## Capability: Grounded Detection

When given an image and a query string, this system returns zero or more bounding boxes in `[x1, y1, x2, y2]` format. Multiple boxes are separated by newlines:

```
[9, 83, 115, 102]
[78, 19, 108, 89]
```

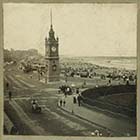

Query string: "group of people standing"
[73, 94, 83, 106]
[58, 85, 72, 96]
[58, 95, 66, 107]
[58, 86, 83, 108]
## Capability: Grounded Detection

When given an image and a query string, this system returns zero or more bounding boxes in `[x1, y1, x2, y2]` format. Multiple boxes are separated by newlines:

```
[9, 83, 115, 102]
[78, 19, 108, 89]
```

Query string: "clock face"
[51, 46, 56, 52]
[52, 64, 57, 71]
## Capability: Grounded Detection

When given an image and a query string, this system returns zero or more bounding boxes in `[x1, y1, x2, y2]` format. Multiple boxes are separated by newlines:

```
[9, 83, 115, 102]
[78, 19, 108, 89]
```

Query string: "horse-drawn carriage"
[31, 99, 42, 113]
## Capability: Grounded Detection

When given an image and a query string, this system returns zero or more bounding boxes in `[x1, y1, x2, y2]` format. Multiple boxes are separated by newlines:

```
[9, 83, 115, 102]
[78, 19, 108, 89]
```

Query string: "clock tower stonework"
[45, 24, 60, 83]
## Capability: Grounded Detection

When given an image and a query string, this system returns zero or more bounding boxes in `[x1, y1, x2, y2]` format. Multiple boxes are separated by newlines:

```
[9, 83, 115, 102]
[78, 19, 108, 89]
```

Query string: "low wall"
[81, 85, 136, 117]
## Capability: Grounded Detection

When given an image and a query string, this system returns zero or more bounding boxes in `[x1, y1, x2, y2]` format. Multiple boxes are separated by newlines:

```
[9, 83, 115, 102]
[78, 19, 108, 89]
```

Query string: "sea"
[83, 56, 136, 70]
[61, 55, 136, 71]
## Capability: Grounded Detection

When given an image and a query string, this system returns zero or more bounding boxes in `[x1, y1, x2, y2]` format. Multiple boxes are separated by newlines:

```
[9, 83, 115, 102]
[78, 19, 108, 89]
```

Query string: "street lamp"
[37, 65, 41, 81]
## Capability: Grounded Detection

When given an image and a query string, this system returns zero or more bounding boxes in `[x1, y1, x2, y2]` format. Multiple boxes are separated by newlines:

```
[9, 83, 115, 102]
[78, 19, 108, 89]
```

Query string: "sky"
[3, 3, 137, 57]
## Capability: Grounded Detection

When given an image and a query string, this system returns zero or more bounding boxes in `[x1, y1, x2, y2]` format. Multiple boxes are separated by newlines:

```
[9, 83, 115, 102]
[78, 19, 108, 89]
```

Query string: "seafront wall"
[81, 85, 136, 117]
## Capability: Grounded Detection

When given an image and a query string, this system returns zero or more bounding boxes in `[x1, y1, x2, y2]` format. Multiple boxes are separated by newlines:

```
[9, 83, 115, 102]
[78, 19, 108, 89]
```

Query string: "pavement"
[59, 93, 136, 136]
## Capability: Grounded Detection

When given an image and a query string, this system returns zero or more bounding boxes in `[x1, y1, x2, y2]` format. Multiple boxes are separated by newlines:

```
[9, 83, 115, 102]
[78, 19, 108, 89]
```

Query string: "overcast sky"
[3, 3, 137, 57]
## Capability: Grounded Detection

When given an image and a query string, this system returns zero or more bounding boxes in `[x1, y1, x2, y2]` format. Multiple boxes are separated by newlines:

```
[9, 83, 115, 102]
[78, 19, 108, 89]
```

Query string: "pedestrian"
[60, 99, 63, 107]
[30, 75, 32, 79]
[63, 100, 66, 107]
[94, 129, 99, 136]
[76, 88, 79, 94]
[6, 82, 9, 89]
[31, 99, 38, 110]
[77, 95, 82, 106]
[73, 95, 77, 104]
[123, 75, 126, 82]
[66, 87, 70, 94]
[126, 78, 129, 85]
[8, 91, 12, 100]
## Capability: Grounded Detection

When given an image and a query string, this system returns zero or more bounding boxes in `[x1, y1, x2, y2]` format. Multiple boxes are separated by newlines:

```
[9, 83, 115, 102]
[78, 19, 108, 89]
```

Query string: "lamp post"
[38, 65, 41, 81]
[65, 72, 68, 83]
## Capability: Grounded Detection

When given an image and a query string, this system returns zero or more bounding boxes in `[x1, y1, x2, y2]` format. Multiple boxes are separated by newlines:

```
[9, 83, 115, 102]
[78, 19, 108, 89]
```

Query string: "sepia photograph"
[3, 3, 137, 137]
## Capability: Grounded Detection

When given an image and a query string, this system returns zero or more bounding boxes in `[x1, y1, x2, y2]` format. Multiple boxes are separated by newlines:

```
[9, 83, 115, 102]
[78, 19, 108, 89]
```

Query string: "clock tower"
[45, 13, 60, 83]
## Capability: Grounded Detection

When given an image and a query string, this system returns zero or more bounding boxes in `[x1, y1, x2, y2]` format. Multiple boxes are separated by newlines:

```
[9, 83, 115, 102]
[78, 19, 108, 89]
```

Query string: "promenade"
[59, 93, 136, 137]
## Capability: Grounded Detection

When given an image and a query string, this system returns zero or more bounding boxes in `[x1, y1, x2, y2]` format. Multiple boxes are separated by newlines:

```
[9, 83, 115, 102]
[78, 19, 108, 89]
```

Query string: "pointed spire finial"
[50, 9, 52, 27]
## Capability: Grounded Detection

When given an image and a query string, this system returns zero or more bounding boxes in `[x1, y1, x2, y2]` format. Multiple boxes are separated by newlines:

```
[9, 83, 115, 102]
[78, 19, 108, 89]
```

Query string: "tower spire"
[49, 9, 55, 38]
[50, 9, 52, 27]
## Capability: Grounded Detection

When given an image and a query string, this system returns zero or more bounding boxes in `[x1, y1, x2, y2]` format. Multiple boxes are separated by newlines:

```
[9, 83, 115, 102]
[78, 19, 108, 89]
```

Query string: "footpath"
[58, 93, 136, 137]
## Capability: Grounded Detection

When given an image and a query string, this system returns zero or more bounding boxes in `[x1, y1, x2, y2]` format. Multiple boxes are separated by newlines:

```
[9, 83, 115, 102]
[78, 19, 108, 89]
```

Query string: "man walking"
[76, 88, 79, 94]
[63, 100, 66, 107]
[6, 82, 9, 89]
[73, 95, 77, 104]
[60, 99, 63, 107]
[77, 94, 82, 106]
[8, 91, 12, 100]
